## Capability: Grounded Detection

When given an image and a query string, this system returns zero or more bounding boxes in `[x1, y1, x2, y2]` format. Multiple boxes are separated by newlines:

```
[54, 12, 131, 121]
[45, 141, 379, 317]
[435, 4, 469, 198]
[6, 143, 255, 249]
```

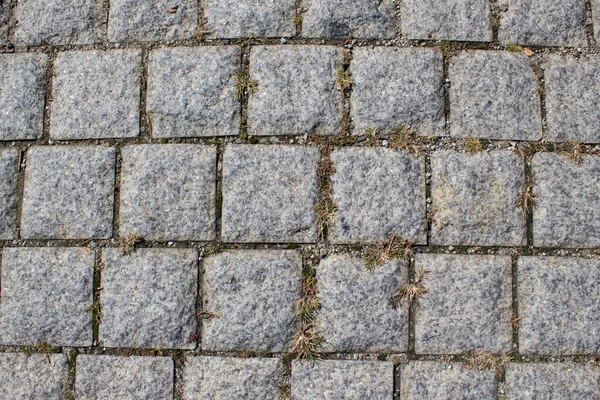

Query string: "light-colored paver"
[0, 149, 19, 240]
[0, 353, 68, 400]
[594, 0, 600, 43]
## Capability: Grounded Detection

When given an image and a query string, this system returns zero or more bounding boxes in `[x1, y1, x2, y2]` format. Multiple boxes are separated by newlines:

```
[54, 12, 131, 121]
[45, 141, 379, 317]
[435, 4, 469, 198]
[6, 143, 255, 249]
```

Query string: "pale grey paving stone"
[330, 147, 426, 244]
[120, 144, 217, 241]
[247, 46, 343, 137]
[147, 46, 240, 138]
[21, 146, 115, 239]
[594, 0, 600, 43]
[51, 50, 141, 140]
[449, 51, 542, 141]
[0, 247, 94, 347]
[350, 47, 444, 136]
[0, 149, 18, 239]
[100, 248, 197, 349]
[431, 150, 526, 246]
[0, 353, 68, 399]
[202, 250, 301, 352]
[291, 360, 394, 400]
[0, 53, 47, 141]
[76, 355, 173, 399]
[414, 254, 513, 354]
[532, 153, 600, 248]
[222, 145, 319, 243]
[0, 2, 7, 45]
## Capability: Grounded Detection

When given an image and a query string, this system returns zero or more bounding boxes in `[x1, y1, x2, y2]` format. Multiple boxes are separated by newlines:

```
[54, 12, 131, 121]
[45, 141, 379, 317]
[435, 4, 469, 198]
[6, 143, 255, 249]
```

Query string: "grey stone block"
[21, 146, 115, 240]
[330, 147, 426, 244]
[431, 150, 526, 247]
[51, 50, 141, 140]
[414, 254, 513, 354]
[0, 149, 19, 240]
[247, 46, 343, 136]
[100, 248, 197, 349]
[0, 53, 47, 141]
[0, 247, 94, 347]
[222, 145, 319, 243]
[120, 144, 217, 241]
[449, 51, 542, 141]
[532, 153, 600, 248]
[517, 256, 600, 355]
[350, 47, 444, 136]
[594, 0, 600, 43]
[0, 2, 7, 44]
[202, 250, 301, 352]
[0, 353, 68, 399]
[147, 46, 240, 138]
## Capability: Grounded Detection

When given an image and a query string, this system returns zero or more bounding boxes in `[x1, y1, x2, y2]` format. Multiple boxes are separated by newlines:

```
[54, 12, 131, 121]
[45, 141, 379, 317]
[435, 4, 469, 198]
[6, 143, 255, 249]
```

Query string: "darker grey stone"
[0, 149, 18, 240]
[594, 0, 600, 43]
[0, 2, 7, 45]
[0, 353, 68, 399]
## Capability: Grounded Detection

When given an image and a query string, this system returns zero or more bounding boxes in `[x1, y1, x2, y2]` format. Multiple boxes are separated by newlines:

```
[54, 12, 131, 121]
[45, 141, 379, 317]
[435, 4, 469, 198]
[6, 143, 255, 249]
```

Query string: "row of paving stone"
[3, 47, 600, 143]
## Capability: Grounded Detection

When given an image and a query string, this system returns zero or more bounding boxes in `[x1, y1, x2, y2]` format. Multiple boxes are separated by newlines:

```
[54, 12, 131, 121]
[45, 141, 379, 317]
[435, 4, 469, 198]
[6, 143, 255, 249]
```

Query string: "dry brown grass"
[463, 350, 512, 378]
[336, 65, 353, 90]
[235, 70, 259, 100]
[364, 236, 414, 269]
[291, 323, 325, 361]
[516, 176, 537, 216]
[278, 382, 291, 400]
[120, 234, 142, 256]
[560, 139, 584, 164]
[389, 125, 431, 156]
[390, 267, 427, 307]
[313, 198, 338, 241]
[511, 315, 525, 327]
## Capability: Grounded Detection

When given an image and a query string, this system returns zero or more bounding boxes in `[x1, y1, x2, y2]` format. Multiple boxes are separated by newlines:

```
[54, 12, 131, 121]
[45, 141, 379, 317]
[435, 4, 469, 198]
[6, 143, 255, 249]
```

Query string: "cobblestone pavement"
[1, 0, 600, 399]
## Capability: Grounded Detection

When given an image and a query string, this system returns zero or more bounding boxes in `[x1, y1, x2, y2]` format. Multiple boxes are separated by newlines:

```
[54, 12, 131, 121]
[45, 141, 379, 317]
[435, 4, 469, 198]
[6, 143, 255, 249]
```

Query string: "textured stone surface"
[350, 47, 444, 136]
[0, 53, 47, 141]
[0, 247, 94, 347]
[51, 50, 141, 140]
[222, 145, 319, 243]
[594, 0, 600, 43]
[0, 353, 68, 399]
[247, 46, 343, 136]
[449, 51, 542, 141]
[100, 248, 197, 349]
[0, 2, 7, 44]
[414, 254, 513, 354]
[147, 46, 240, 138]
[120, 144, 217, 241]
[21, 146, 115, 240]
[532, 153, 600, 248]
[202, 250, 301, 352]
[0, 149, 19, 240]
[291, 360, 394, 399]
[431, 150, 526, 246]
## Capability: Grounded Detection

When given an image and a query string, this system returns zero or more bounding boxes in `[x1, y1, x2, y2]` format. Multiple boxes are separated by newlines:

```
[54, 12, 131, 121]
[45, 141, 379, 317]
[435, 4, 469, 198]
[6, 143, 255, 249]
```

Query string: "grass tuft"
[335, 65, 353, 90]
[120, 234, 142, 256]
[505, 43, 522, 52]
[364, 235, 414, 269]
[390, 267, 427, 308]
[278, 382, 291, 400]
[516, 175, 537, 216]
[389, 125, 429, 156]
[291, 323, 325, 361]
[235, 70, 259, 100]
[22, 342, 59, 355]
[313, 198, 337, 241]
[462, 350, 512, 378]
[560, 139, 584, 164]
[465, 138, 484, 153]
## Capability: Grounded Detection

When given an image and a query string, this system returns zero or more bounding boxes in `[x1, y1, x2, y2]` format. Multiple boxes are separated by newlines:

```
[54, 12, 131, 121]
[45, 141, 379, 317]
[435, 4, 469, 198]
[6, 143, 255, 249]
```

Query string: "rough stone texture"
[0, 353, 68, 399]
[204, 0, 296, 38]
[532, 153, 600, 248]
[147, 46, 240, 138]
[291, 360, 394, 399]
[51, 50, 141, 140]
[517, 256, 600, 355]
[0, 247, 94, 347]
[21, 146, 115, 240]
[100, 248, 197, 349]
[414, 254, 513, 354]
[330, 147, 426, 244]
[222, 145, 319, 243]
[302, 0, 396, 39]
[0, 53, 47, 141]
[76, 355, 173, 399]
[108, 0, 197, 42]
[449, 51, 542, 141]
[0, 2, 7, 44]
[183, 357, 283, 399]
[247, 46, 343, 136]
[316, 255, 409, 353]
[350, 47, 444, 136]
[594, 0, 600, 43]
[0, 149, 18, 240]
[431, 150, 526, 246]
[202, 250, 301, 352]
[498, 0, 587, 47]
[120, 144, 217, 241]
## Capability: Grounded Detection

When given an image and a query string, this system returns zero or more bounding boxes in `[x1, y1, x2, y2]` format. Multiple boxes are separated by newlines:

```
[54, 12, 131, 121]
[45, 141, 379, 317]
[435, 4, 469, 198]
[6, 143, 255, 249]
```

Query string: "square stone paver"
[247, 46, 343, 136]
[0, 247, 94, 347]
[532, 153, 600, 248]
[350, 47, 444, 136]
[202, 250, 301, 352]
[414, 254, 513, 354]
[76, 355, 173, 399]
[120, 144, 217, 241]
[147, 46, 240, 138]
[316, 255, 409, 353]
[0, 53, 47, 141]
[330, 147, 426, 244]
[0, 353, 68, 399]
[100, 248, 197, 349]
[517, 256, 600, 355]
[431, 150, 526, 247]
[449, 51, 542, 141]
[0, 149, 19, 240]
[291, 360, 394, 400]
[51, 50, 141, 140]
[21, 146, 115, 240]
[222, 145, 319, 243]
[183, 357, 283, 399]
